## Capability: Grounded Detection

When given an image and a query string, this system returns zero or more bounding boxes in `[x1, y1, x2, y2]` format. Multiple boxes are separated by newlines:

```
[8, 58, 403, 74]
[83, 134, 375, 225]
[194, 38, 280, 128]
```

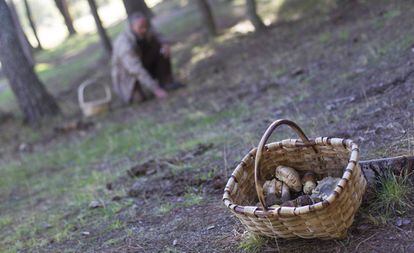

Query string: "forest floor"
[1, 0, 414, 252]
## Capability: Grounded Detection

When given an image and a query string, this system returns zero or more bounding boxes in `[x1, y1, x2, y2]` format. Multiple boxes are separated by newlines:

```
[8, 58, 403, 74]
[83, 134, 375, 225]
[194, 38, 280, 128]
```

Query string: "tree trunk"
[360, 156, 414, 185]
[54, 0, 76, 36]
[23, 0, 42, 50]
[195, 0, 217, 38]
[87, 0, 112, 56]
[245, 0, 266, 31]
[122, 0, 153, 19]
[0, 0, 60, 124]
[7, 0, 34, 66]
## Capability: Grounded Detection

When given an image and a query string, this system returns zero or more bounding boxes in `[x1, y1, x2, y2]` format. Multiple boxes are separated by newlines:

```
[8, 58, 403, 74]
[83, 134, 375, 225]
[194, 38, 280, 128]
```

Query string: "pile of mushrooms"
[259, 165, 341, 208]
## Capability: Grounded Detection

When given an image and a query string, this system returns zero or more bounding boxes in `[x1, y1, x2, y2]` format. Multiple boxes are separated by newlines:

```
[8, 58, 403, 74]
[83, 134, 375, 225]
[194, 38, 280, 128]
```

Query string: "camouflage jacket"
[111, 25, 160, 103]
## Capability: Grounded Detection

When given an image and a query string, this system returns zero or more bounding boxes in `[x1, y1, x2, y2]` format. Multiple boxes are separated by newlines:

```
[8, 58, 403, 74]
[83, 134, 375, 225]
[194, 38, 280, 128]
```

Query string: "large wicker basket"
[223, 119, 367, 239]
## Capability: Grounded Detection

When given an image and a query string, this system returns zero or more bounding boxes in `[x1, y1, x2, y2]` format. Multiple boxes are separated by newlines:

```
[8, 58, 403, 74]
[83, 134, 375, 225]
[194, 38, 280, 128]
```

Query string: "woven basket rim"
[223, 137, 359, 218]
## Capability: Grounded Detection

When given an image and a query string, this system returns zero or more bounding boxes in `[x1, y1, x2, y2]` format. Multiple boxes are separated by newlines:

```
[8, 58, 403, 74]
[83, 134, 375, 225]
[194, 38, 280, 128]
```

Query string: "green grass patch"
[109, 219, 124, 230]
[338, 29, 350, 40]
[0, 101, 247, 251]
[365, 171, 413, 225]
[158, 202, 174, 214]
[383, 9, 401, 20]
[0, 103, 246, 193]
[0, 215, 12, 228]
[196, 168, 218, 182]
[372, 171, 413, 216]
[36, 22, 123, 64]
[238, 233, 267, 253]
[319, 32, 331, 44]
[38, 49, 102, 92]
[182, 191, 203, 207]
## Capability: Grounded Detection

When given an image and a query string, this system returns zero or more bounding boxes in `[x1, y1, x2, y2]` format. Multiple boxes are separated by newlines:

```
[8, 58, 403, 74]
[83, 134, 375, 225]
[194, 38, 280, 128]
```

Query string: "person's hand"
[160, 44, 171, 58]
[154, 87, 168, 99]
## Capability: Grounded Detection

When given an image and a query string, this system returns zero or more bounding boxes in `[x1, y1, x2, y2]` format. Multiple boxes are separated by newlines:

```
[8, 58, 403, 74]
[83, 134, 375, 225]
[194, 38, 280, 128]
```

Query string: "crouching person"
[111, 12, 182, 104]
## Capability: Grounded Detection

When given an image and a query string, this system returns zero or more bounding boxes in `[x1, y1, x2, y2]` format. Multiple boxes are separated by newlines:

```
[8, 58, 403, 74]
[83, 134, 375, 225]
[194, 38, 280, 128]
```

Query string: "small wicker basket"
[78, 79, 112, 117]
[223, 119, 367, 239]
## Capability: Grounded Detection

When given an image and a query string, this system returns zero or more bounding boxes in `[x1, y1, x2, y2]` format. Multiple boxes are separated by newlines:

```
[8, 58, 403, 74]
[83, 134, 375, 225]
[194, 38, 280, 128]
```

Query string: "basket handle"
[254, 119, 316, 210]
[78, 79, 93, 107]
[78, 78, 112, 106]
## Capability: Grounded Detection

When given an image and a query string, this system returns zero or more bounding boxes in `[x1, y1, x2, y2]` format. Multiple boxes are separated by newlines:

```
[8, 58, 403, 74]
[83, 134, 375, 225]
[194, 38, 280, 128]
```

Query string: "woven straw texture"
[223, 120, 367, 239]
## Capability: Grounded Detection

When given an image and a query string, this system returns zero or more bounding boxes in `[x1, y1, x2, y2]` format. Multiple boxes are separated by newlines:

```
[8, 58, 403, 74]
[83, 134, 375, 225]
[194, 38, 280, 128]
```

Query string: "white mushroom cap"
[263, 178, 283, 195]
[302, 171, 317, 195]
[303, 181, 317, 195]
[275, 165, 302, 192]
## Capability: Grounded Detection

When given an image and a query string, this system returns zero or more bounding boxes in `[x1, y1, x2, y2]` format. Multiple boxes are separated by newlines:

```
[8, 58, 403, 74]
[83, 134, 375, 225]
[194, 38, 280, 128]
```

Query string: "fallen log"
[359, 155, 414, 184]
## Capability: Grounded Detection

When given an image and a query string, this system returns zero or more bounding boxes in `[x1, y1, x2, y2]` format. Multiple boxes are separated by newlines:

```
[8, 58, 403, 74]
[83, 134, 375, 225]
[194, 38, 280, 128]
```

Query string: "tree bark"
[23, 0, 42, 50]
[245, 0, 266, 32]
[7, 0, 34, 66]
[54, 0, 76, 36]
[195, 0, 217, 38]
[122, 0, 153, 20]
[0, 0, 60, 124]
[87, 0, 112, 56]
[360, 156, 414, 184]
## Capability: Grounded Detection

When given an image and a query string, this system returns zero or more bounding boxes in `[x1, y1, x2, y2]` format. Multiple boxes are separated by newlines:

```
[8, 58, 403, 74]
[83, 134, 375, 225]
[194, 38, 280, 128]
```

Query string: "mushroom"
[311, 177, 341, 200]
[275, 166, 302, 192]
[269, 204, 280, 209]
[263, 179, 283, 206]
[302, 171, 317, 195]
[280, 182, 291, 203]
[263, 179, 283, 195]
[281, 195, 320, 207]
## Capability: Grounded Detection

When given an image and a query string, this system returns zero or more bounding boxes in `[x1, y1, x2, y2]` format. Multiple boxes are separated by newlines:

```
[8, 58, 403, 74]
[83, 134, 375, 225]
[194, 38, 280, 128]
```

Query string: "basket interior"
[231, 141, 351, 206]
